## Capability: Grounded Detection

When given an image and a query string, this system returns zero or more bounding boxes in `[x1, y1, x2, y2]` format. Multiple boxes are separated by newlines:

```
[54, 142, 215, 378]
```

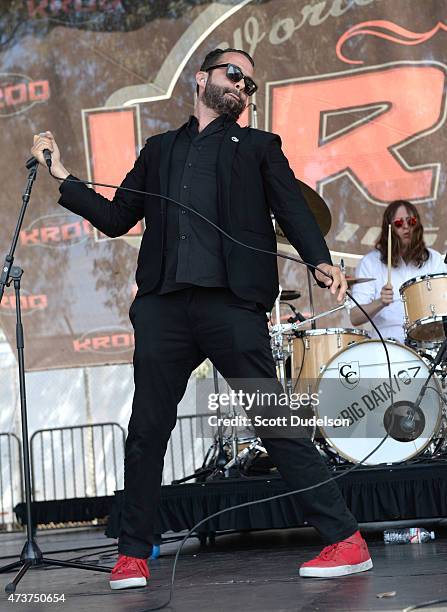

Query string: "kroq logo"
[0, 292, 48, 316]
[0, 74, 50, 117]
[20, 212, 94, 248]
[27, 0, 124, 19]
[73, 327, 134, 354]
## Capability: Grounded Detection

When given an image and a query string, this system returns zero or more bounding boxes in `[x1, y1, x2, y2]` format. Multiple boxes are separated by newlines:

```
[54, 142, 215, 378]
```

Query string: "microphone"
[43, 149, 52, 168]
[400, 410, 416, 434]
[286, 304, 306, 323]
[248, 102, 258, 129]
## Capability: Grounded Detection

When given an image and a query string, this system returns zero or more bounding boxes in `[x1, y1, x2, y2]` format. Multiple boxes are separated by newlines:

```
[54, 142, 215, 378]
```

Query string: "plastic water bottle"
[383, 527, 435, 544]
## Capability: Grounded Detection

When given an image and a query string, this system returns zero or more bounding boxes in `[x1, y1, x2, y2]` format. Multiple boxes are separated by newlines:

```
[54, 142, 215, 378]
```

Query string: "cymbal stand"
[271, 286, 288, 392]
[306, 268, 316, 330]
[270, 300, 348, 339]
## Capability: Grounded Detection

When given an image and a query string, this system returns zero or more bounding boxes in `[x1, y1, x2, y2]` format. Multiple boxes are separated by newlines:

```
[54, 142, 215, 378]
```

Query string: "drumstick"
[387, 223, 392, 287]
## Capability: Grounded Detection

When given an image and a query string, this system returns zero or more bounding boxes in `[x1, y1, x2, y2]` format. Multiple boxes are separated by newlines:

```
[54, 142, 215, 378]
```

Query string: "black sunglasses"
[205, 63, 258, 96]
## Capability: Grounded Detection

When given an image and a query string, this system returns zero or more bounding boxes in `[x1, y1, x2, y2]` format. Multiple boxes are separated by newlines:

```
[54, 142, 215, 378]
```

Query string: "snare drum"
[400, 273, 447, 344]
[315, 339, 442, 464]
[292, 328, 369, 389]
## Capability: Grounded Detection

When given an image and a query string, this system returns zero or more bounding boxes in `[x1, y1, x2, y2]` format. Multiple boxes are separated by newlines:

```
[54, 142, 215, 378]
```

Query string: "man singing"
[31, 48, 372, 588]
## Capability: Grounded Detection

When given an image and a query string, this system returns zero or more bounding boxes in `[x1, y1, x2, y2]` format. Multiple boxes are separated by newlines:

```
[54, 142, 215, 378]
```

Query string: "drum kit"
[192, 184, 447, 483]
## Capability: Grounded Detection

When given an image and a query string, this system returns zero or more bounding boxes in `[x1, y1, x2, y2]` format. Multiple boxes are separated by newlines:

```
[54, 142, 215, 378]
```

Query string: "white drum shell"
[315, 340, 441, 465]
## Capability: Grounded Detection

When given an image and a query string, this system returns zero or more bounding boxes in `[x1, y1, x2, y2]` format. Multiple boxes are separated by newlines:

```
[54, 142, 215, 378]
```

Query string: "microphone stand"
[401, 331, 447, 435]
[0, 158, 110, 593]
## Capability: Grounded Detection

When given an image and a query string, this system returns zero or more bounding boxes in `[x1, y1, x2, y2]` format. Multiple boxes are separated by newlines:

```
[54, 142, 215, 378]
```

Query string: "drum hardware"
[283, 302, 307, 327]
[273, 182, 332, 333]
[272, 285, 288, 391]
[222, 438, 268, 474]
[307, 268, 317, 330]
[270, 300, 353, 442]
[270, 299, 350, 338]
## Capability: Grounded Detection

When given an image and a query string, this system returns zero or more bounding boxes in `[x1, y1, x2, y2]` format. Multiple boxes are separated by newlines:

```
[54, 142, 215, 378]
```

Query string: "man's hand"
[314, 263, 347, 303]
[31, 131, 69, 179]
[379, 284, 394, 306]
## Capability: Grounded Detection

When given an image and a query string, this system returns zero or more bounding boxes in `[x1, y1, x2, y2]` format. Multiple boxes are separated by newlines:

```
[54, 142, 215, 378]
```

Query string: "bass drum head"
[315, 340, 441, 465]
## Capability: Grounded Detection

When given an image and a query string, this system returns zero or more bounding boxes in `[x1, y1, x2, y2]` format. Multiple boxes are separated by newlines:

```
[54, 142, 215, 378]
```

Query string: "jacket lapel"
[159, 126, 183, 198]
[217, 122, 249, 239]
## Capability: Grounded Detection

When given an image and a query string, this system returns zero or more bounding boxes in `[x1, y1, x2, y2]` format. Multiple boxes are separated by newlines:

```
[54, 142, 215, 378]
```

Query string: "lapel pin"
[231, 136, 239, 142]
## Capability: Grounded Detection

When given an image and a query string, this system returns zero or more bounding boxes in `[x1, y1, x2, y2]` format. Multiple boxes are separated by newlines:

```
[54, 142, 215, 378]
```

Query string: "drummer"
[350, 200, 447, 342]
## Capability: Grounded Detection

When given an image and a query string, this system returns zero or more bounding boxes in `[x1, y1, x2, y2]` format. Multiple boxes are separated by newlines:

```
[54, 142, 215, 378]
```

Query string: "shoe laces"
[318, 540, 354, 561]
[115, 555, 143, 574]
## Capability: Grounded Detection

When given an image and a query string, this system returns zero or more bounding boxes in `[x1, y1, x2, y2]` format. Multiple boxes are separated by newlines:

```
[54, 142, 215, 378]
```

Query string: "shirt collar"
[187, 113, 236, 134]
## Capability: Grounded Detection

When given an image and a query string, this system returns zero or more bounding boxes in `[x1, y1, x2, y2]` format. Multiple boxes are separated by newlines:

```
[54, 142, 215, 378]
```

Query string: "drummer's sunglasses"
[392, 216, 418, 228]
[205, 63, 258, 96]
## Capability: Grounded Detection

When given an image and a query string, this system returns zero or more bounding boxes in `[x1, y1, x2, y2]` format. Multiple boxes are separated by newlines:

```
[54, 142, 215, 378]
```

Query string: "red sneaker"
[109, 554, 150, 590]
[299, 530, 373, 578]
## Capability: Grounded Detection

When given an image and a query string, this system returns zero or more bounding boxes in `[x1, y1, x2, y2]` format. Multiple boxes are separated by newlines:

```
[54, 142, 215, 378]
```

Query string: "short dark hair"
[196, 48, 255, 94]
[200, 48, 255, 71]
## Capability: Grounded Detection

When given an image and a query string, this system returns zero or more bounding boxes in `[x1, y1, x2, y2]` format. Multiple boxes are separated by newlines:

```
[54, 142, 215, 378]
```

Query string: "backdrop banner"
[0, 0, 445, 370]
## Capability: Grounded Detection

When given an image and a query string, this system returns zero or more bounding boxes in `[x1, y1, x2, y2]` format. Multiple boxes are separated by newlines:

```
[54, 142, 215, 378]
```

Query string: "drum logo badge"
[338, 361, 360, 389]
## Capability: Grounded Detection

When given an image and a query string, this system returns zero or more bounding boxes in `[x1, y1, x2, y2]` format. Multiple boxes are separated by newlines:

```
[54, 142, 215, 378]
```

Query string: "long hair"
[375, 200, 429, 267]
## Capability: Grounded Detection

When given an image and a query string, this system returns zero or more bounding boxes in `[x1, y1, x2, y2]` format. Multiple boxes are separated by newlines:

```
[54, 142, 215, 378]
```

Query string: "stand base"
[0, 538, 110, 593]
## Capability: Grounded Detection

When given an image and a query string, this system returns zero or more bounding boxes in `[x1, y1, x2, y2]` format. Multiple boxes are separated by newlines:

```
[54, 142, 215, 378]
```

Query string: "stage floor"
[1, 526, 447, 612]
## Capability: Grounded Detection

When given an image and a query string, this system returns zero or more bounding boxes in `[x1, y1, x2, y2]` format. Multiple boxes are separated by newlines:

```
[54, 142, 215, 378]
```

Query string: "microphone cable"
[45, 168, 396, 611]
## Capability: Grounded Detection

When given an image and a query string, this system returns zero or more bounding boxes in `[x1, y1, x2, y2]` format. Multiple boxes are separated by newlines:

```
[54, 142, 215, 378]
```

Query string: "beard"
[202, 81, 245, 120]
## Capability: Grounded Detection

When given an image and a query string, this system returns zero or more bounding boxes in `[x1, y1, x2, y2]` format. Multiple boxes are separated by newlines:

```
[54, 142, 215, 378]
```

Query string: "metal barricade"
[163, 413, 214, 484]
[0, 433, 23, 529]
[30, 423, 125, 501]
[29, 416, 224, 494]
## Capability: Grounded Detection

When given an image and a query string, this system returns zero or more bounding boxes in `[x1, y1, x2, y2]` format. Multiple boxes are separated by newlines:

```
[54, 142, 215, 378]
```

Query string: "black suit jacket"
[58, 121, 332, 310]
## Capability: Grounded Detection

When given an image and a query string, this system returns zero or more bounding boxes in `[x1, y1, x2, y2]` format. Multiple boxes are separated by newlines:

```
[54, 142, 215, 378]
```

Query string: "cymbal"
[274, 180, 332, 243]
[280, 289, 301, 301]
[346, 276, 375, 286]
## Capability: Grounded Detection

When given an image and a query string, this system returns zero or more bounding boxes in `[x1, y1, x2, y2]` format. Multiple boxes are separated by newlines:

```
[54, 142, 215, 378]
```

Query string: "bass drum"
[315, 340, 442, 465]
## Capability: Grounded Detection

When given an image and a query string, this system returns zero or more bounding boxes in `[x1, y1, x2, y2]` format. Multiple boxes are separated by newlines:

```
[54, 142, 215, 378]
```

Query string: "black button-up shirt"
[157, 114, 233, 294]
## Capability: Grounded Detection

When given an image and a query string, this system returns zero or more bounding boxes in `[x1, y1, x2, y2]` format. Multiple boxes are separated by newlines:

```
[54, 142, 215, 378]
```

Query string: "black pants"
[118, 287, 358, 558]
